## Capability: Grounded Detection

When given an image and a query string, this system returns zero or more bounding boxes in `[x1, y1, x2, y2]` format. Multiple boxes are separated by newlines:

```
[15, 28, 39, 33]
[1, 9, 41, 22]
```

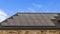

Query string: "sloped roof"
[1, 13, 60, 27]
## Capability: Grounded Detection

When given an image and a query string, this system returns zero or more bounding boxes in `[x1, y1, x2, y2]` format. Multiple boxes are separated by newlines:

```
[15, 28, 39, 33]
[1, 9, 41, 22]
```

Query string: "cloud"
[32, 3, 43, 8]
[27, 8, 36, 12]
[18, 3, 43, 13]
[18, 8, 37, 13]
[18, 9, 25, 12]
[0, 10, 8, 22]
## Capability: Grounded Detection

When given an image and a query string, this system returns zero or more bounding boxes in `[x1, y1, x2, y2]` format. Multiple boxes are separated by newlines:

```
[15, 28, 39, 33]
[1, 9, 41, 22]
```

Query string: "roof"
[0, 13, 60, 29]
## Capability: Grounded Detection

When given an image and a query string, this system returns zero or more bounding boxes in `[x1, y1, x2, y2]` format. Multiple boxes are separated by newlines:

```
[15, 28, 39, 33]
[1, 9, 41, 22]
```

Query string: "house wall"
[0, 30, 60, 34]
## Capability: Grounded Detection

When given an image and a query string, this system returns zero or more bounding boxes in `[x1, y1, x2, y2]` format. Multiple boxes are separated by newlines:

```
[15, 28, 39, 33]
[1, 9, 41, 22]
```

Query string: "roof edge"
[0, 26, 60, 30]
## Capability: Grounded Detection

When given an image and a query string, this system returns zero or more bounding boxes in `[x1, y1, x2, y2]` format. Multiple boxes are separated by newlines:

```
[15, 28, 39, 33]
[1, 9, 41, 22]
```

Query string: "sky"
[0, 0, 60, 22]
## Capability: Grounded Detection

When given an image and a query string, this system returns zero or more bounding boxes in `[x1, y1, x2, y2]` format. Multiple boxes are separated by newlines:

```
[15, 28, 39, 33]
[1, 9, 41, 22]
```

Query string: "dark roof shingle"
[1, 13, 59, 27]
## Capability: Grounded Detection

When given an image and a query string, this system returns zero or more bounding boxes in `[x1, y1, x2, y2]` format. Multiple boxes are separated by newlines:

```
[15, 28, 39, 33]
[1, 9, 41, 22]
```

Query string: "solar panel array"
[1, 13, 58, 26]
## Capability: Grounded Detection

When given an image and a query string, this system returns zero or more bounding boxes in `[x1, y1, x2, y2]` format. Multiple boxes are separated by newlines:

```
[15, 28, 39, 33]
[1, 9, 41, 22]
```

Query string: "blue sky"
[0, 0, 60, 22]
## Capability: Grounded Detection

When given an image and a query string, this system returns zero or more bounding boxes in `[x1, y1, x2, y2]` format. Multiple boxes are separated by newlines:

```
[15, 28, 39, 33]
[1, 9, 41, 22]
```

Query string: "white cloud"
[18, 8, 37, 13]
[0, 10, 8, 23]
[32, 3, 43, 8]
[27, 8, 36, 12]
[18, 9, 25, 12]
[20, 11, 25, 12]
